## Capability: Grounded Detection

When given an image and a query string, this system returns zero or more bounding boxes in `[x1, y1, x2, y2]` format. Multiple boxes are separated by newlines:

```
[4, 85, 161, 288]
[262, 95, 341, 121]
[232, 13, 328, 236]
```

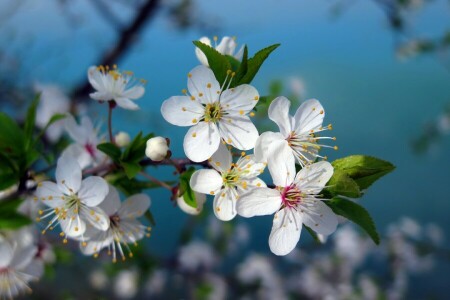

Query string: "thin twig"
[139, 171, 172, 191]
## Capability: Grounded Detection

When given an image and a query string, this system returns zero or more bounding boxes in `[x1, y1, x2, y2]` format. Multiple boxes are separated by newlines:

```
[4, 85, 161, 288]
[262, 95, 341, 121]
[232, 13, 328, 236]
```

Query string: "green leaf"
[97, 143, 121, 161]
[327, 197, 380, 244]
[121, 161, 142, 179]
[122, 132, 153, 163]
[325, 170, 361, 198]
[304, 225, 321, 243]
[238, 44, 280, 85]
[0, 113, 25, 154]
[24, 94, 41, 148]
[234, 46, 248, 84]
[144, 210, 156, 227]
[193, 40, 231, 86]
[332, 155, 395, 190]
[179, 167, 197, 208]
[0, 171, 19, 191]
[0, 213, 32, 229]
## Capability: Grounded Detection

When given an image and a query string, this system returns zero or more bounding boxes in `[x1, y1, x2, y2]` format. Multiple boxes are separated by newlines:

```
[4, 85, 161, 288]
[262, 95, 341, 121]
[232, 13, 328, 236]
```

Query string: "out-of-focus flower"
[34, 83, 70, 142]
[81, 185, 151, 262]
[398, 217, 422, 239]
[88, 65, 145, 110]
[114, 269, 139, 299]
[35, 155, 109, 239]
[178, 241, 217, 272]
[145, 136, 169, 162]
[195, 36, 244, 67]
[144, 269, 167, 296]
[115, 131, 131, 147]
[425, 223, 444, 246]
[89, 269, 109, 290]
[177, 191, 206, 215]
[190, 143, 266, 221]
[254, 97, 335, 167]
[161, 65, 259, 162]
[237, 145, 337, 256]
[334, 225, 370, 267]
[289, 77, 306, 98]
[203, 273, 228, 300]
[61, 115, 106, 169]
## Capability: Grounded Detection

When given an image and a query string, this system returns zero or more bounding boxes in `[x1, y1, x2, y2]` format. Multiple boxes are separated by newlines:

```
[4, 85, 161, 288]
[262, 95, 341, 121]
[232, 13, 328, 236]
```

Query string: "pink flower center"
[85, 143, 96, 157]
[281, 184, 302, 208]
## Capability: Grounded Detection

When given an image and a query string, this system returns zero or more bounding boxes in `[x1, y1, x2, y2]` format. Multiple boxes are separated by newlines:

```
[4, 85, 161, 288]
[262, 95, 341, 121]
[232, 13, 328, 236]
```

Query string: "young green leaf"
[179, 167, 197, 208]
[327, 197, 380, 244]
[332, 155, 395, 190]
[24, 94, 41, 148]
[193, 40, 231, 86]
[0, 113, 26, 154]
[237, 44, 280, 85]
[325, 169, 361, 198]
[0, 213, 32, 229]
[234, 45, 248, 84]
[97, 142, 122, 162]
[121, 161, 142, 179]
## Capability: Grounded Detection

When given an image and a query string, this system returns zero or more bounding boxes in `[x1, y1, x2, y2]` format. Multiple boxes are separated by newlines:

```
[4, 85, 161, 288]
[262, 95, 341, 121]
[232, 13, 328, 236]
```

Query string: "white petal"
[195, 37, 211, 67]
[300, 201, 337, 236]
[269, 208, 302, 256]
[61, 144, 92, 170]
[213, 188, 237, 221]
[60, 217, 86, 238]
[267, 139, 295, 187]
[220, 84, 258, 113]
[81, 232, 112, 255]
[177, 192, 206, 216]
[35, 182, 65, 208]
[216, 36, 236, 55]
[189, 169, 222, 195]
[161, 96, 204, 126]
[295, 161, 334, 194]
[10, 245, 37, 270]
[120, 219, 146, 243]
[56, 155, 82, 194]
[100, 185, 121, 216]
[0, 242, 13, 268]
[90, 91, 111, 101]
[209, 142, 232, 172]
[234, 45, 245, 61]
[235, 154, 266, 179]
[123, 85, 145, 99]
[115, 97, 139, 110]
[184, 122, 220, 162]
[118, 194, 151, 218]
[293, 99, 325, 135]
[237, 187, 282, 217]
[218, 115, 258, 150]
[78, 176, 109, 207]
[254, 131, 285, 163]
[88, 66, 105, 92]
[187, 65, 220, 104]
[64, 114, 87, 145]
[81, 206, 110, 231]
[23, 260, 44, 278]
[268, 96, 293, 137]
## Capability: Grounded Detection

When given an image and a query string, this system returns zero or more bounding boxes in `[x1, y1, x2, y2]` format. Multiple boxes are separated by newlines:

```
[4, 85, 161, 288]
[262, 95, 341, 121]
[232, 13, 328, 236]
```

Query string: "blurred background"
[0, 0, 449, 299]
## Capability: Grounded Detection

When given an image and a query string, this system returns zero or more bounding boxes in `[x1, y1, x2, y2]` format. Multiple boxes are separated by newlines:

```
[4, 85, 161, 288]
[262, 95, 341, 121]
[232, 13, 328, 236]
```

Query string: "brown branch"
[70, 0, 161, 103]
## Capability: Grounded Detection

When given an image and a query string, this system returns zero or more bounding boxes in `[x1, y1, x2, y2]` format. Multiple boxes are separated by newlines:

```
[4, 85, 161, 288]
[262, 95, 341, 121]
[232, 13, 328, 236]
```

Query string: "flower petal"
[56, 155, 82, 194]
[100, 185, 121, 216]
[123, 85, 145, 99]
[9, 245, 37, 270]
[269, 208, 302, 256]
[237, 187, 282, 217]
[0, 241, 13, 268]
[195, 37, 212, 66]
[293, 99, 325, 135]
[61, 144, 92, 170]
[213, 188, 237, 221]
[177, 192, 206, 216]
[78, 176, 109, 207]
[81, 206, 110, 231]
[267, 139, 295, 187]
[220, 84, 259, 113]
[209, 142, 232, 172]
[161, 96, 204, 127]
[218, 115, 258, 150]
[184, 122, 220, 162]
[64, 115, 87, 145]
[268, 96, 293, 137]
[216, 36, 236, 55]
[295, 161, 334, 194]
[254, 131, 285, 163]
[35, 182, 65, 208]
[88, 66, 105, 92]
[60, 217, 86, 238]
[118, 194, 151, 219]
[115, 97, 139, 110]
[235, 154, 266, 179]
[187, 65, 220, 104]
[189, 169, 223, 195]
[81, 231, 112, 255]
[120, 219, 146, 243]
[300, 200, 337, 236]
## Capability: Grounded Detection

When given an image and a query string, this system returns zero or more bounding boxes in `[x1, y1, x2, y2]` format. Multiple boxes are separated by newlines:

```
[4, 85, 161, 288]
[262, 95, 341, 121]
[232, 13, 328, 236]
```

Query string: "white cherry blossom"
[255, 97, 336, 167]
[88, 65, 145, 110]
[80, 186, 151, 262]
[161, 65, 260, 162]
[177, 191, 206, 216]
[195, 36, 244, 67]
[35, 155, 109, 240]
[237, 142, 338, 255]
[190, 143, 266, 221]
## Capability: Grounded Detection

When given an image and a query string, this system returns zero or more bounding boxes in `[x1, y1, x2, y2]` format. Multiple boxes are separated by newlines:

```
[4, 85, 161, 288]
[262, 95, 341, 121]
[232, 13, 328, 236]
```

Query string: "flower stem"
[108, 102, 115, 144]
[139, 172, 173, 191]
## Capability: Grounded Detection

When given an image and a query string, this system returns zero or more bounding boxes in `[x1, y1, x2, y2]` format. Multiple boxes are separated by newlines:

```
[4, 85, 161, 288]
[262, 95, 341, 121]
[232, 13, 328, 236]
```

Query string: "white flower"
[161, 65, 260, 162]
[80, 185, 151, 262]
[145, 136, 169, 162]
[114, 270, 139, 299]
[255, 97, 336, 167]
[61, 115, 106, 169]
[190, 143, 266, 221]
[237, 142, 337, 255]
[115, 131, 131, 147]
[35, 155, 109, 239]
[177, 191, 206, 215]
[34, 83, 70, 142]
[88, 65, 145, 110]
[0, 228, 44, 299]
[195, 36, 244, 67]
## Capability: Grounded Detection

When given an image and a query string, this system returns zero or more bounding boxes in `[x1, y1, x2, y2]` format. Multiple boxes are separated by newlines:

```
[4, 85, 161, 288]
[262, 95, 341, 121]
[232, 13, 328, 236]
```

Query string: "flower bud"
[145, 137, 169, 161]
[115, 131, 131, 147]
[177, 192, 206, 215]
